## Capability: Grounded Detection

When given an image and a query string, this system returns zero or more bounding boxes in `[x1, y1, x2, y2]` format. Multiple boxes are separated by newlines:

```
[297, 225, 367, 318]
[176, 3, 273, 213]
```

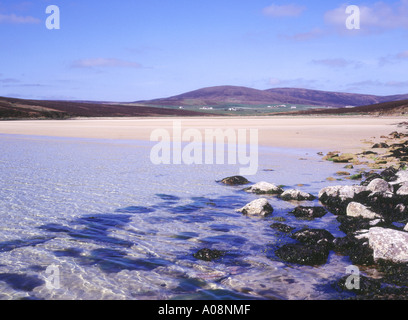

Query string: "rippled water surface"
[0, 134, 360, 300]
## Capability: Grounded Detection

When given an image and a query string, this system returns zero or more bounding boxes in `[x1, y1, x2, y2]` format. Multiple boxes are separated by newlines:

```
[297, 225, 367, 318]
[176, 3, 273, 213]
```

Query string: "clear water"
[0, 134, 360, 300]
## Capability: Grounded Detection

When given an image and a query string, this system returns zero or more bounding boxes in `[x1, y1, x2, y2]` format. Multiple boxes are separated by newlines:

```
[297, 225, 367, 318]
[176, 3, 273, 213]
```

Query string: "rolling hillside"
[136, 85, 408, 108]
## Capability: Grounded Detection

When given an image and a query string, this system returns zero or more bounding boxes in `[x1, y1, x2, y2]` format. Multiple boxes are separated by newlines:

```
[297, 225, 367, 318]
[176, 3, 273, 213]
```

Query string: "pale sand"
[0, 116, 404, 152]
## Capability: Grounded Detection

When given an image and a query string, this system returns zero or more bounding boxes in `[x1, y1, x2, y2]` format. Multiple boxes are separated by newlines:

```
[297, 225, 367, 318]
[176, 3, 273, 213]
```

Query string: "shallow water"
[0, 134, 361, 300]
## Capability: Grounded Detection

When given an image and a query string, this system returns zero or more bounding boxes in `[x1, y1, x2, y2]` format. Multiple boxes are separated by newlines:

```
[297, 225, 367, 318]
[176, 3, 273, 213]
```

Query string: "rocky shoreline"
[196, 124, 408, 300]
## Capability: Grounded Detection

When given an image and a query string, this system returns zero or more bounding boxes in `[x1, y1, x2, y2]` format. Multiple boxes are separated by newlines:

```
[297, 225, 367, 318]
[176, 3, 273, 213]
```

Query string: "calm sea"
[0, 133, 358, 300]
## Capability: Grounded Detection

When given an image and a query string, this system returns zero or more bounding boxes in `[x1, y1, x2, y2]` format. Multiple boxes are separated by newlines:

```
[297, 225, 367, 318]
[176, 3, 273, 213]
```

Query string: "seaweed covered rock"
[289, 206, 327, 220]
[291, 228, 334, 250]
[372, 143, 389, 149]
[275, 243, 330, 266]
[193, 248, 225, 261]
[270, 222, 295, 234]
[336, 215, 383, 235]
[318, 185, 369, 215]
[330, 153, 356, 163]
[333, 234, 374, 265]
[219, 176, 250, 185]
[333, 274, 381, 295]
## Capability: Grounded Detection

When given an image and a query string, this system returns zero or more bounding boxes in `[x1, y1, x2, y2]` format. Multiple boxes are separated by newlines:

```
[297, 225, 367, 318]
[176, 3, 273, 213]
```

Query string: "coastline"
[0, 116, 403, 153]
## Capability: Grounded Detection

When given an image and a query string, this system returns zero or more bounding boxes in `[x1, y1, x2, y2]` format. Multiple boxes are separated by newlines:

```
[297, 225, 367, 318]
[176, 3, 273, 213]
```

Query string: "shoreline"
[0, 116, 404, 153]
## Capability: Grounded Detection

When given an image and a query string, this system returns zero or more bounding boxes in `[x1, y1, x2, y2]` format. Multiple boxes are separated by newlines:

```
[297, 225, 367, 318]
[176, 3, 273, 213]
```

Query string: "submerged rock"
[289, 206, 327, 220]
[236, 198, 273, 217]
[244, 181, 283, 195]
[280, 189, 315, 201]
[275, 243, 330, 266]
[193, 248, 225, 261]
[270, 222, 295, 234]
[333, 234, 374, 265]
[333, 274, 382, 295]
[219, 176, 250, 186]
[291, 228, 334, 249]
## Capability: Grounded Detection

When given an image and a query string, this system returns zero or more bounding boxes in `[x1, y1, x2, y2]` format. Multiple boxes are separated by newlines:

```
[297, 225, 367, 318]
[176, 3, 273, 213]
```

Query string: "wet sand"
[0, 116, 403, 152]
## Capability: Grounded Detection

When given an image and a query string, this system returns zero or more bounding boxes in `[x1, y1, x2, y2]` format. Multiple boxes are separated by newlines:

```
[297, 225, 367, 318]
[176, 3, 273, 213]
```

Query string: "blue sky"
[1, 0, 408, 101]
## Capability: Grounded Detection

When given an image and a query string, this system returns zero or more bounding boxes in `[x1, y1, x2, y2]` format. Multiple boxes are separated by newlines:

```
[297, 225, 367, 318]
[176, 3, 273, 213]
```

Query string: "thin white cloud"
[262, 4, 306, 17]
[346, 79, 408, 91]
[0, 13, 40, 24]
[267, 77, 318, 89]
[379, 50, 408, 65]
[397, 51, 408, 59]
[280, 28, 325, 41]
[312, 58, 362, 68]
[0, 78, 20, 84]
[71, 58, 142, 69]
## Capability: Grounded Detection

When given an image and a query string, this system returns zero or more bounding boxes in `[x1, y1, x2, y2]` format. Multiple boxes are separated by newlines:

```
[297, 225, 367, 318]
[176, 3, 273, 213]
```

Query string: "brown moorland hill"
[0, 96, 217, 120]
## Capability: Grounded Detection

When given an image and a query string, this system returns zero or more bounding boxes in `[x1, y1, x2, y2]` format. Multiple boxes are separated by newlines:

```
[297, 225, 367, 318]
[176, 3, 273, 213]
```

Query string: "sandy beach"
[0, 116, 403, 152]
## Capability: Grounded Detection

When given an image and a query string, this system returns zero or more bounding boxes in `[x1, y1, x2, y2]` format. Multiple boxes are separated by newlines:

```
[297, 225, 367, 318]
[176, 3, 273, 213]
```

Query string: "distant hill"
[136, 85, 408, 108]
[0, 96, 215, 120]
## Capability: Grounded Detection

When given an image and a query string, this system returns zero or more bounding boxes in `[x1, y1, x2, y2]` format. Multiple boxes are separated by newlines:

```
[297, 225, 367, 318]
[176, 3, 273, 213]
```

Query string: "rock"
[336, 216, 379, 235]
[244, 181, 283, 195]
[318, 185, 369, 215]
[362, 227, 408, 263]
[361, 150, 378, 155]
[291, 228, 334, 250]
[219, 176, 249, 185]
[366, 178, 394, 195]
[275, 243, 330, 266]
[332, 153, 356, 163]
[334, 274, 381, 295]
[193, 248, 224, 261]
[236, 198, 273, 217]
[333, 234, 374, 265]
[393, 170, 408, 184]
[395, 203, 407, 215]
[349, 173, 363, 180]
[319, 185, 368, 201]
[389, 131, 406, 139]
[270, 222, 295, 234]
[289, 206, 327, 220]
[280, 189, 315, 201]
[346, 202, 382, 220]
[396, 182, 408, 196]
[336, 171, 351, 176]
[361, 173, 383, 186]
[372, 143, 389, 148]
[323, 151, 340, 161]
